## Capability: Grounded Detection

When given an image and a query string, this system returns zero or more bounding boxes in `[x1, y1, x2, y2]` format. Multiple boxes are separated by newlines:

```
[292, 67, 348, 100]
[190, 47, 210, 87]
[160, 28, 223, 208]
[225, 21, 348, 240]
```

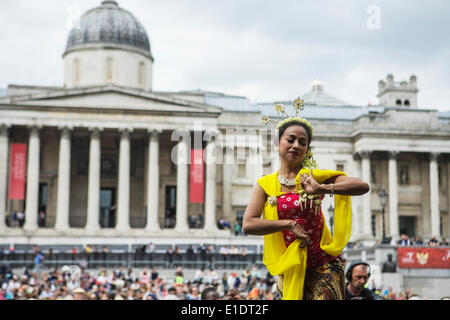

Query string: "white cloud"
[0, 0, 449, 110]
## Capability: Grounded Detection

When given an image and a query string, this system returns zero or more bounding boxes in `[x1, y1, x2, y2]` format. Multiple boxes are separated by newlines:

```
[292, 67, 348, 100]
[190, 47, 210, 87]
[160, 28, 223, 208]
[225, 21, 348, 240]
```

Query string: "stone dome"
[64, 1, 152, 59]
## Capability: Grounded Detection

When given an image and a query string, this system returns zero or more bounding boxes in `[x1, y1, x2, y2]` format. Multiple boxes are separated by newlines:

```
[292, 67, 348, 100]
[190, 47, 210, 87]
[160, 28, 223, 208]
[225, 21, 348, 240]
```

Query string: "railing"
[0, 252, 263, 270]
[342, 246, 377, 264]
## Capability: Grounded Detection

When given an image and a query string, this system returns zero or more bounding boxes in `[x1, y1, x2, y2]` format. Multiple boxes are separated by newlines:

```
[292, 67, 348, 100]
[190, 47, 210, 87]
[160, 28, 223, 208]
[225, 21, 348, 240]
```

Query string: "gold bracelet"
[330, 183, 335, 196]
[289, 221, 297, 232]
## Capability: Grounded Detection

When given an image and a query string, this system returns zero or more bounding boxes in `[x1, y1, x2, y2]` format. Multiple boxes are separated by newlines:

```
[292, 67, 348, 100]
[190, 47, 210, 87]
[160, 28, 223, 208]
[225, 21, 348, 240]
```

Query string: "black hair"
[278, 120, 312, 147]
[201, 286, 219, 300]
[168, 286, 176, 293]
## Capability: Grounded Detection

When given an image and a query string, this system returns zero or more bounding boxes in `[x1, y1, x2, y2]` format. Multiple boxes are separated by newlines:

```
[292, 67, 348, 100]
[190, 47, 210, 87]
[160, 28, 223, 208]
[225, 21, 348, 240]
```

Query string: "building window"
[371, 214, 376, 237]
[236, 209, 245, 225]
[106, 57, 114, 82]
[404, 100, 410, 106]
[400, 165, 409, 185]
[138, 62, 145, 86]
[370, 164, 376, 184]
[238, 164, 246, 177]
[38, 183, 48, 215]
[73, 59, 80, 84]
[438, 165, 443, 186]
[395, 99, 402, 106]
[336, 164, 344, 172]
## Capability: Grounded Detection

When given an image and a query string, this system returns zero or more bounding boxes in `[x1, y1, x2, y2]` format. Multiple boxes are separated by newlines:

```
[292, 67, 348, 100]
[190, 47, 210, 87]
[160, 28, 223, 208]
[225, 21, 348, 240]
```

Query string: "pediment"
[7, 86, 222, 114]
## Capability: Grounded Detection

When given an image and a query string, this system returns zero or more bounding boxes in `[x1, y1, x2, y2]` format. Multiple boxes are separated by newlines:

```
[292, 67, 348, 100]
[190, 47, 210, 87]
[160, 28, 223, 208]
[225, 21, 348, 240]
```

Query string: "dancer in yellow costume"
[243, 100, 370, 300]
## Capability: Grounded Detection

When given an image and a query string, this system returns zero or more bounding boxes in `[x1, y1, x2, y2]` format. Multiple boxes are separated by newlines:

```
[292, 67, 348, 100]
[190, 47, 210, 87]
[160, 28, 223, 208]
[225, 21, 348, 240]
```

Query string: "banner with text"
[398, 247, 450, 269]
[189, 149, 204, 203]
[8, 143, 27, 200]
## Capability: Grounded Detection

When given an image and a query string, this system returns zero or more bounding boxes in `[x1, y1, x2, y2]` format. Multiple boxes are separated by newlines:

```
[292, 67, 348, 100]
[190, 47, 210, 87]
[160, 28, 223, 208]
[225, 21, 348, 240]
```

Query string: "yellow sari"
[257, 169, 352, 300]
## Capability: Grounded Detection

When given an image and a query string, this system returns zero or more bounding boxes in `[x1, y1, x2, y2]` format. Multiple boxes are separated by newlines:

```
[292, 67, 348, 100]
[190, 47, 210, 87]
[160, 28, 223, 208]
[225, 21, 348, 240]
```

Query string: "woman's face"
[278, 125, 309, 166]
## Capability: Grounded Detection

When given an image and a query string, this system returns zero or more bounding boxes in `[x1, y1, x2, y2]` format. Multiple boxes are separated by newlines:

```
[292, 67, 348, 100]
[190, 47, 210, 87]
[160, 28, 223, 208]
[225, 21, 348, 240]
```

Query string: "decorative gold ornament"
[262, 97, 318, 170]
[268, 195, 278, 206]
[293, 97, 304, 115]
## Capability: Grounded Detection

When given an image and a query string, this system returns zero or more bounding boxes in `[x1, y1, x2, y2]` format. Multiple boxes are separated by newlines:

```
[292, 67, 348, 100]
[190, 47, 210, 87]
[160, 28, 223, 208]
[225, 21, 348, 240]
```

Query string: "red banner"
[398, 247, 450, 269]
[8, 143, 27, 200]
[189, 149, 204, 203]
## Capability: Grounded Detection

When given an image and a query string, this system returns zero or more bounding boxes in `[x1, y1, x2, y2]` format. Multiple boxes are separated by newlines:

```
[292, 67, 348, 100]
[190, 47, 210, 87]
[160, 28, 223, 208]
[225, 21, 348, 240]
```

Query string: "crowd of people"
[344, 233, 449, 249]
[0, 263, 276, 300]
[1, 258, 448, 300]
[396, 234, 448, 247]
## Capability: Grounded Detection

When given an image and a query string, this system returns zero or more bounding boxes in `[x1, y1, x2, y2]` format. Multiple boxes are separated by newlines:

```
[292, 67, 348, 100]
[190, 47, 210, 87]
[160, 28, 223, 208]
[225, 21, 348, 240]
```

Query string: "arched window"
[404, 100, 410, 106]
[73, 59, 80, 85]
[138, 62, 146, 86]
[106, 57, 114, 82]
[395, 99, 402, 106]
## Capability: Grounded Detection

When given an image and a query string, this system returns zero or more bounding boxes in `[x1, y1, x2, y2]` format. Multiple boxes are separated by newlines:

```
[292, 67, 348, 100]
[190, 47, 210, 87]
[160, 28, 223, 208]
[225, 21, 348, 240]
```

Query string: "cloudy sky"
[1, 0, 449, 110]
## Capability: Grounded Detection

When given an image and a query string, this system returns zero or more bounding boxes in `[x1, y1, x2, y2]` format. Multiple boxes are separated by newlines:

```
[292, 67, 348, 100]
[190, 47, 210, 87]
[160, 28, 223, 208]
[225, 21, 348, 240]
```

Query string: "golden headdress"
[262, 97, 317, 169]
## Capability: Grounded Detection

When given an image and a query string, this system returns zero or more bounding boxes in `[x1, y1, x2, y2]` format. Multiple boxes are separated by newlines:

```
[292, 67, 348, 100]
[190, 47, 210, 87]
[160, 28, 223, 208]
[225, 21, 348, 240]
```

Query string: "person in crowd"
[4, 211, 10, 227]
[145, 242, 156, 260]
[194, 267, 205, 284]
[234, 222, 242, 236]
[345, 261, 374, 300]
[414, 236, 424, 246]
[398, 234, 412, 246]
[166, 246, 174, 268]
[428, 236, 439, 247]
[17, 210, 25, 228]
[73, 288, 86, 300]
[186, 244, 195, 268]
[239, 245, 248, 261]
[150, 267, 158, 281]
[186, 285, 201, 300]
[163, 286, 179, 300]
[201, 286, 219, 300]
[37, 210, 46, 228]
[33, 250, 44, 276]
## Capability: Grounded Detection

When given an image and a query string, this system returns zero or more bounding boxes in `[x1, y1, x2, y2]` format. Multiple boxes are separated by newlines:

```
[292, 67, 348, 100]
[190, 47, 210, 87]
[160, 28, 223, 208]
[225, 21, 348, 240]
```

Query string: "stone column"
[0, 125, 9, 231]
[86, 128, 101, 233]
[174, 131, 189, 232]
[222, 140, 234, 221]
[222, 159, 233, 221]
[204, 130, 219, 232]
[55, 127, 72, 232]
[351, 153, 362, 239]
[388, 151, 399, 241]
[116, 129, 131, 232]
[146, 129, 161, 232]
[429, 153, 441, 238]
[361, 151, 372, 239]
[24, 126, 40, 232]
[271, 153, 280, 173]
[252, 135, 264, 179]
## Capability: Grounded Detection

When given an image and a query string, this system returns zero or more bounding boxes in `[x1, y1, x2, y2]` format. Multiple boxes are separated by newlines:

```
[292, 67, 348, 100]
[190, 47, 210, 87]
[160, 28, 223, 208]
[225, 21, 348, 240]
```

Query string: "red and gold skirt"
[274, 258, 345, 300]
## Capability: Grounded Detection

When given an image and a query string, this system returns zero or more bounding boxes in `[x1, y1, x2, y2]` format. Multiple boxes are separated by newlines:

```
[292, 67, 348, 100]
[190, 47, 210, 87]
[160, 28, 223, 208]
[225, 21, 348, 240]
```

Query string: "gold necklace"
[277, 174, 296, 186]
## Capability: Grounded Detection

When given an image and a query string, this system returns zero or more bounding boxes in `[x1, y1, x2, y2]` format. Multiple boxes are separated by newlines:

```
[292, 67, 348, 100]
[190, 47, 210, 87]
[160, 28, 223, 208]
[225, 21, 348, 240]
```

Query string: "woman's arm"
[242, 184, 290, 235]
[242, 184, 312, 246]
[319, 175, 370, 196]
[300, 170, 370, 196]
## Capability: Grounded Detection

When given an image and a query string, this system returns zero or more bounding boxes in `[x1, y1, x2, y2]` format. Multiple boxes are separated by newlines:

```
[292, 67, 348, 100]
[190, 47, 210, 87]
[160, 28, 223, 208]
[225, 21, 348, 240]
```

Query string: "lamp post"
[328, 204, 334, 236]
[378, 188, 388, 244]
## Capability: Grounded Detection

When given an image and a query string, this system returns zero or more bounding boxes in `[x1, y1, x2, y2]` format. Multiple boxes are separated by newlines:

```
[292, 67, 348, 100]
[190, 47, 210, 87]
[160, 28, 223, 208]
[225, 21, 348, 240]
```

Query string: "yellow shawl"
[257, 168, 352, 300]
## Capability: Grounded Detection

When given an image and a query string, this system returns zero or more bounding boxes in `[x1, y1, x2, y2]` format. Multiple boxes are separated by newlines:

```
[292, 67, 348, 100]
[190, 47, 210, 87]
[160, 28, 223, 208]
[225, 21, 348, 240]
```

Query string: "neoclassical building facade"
[0, 1, 449, 246]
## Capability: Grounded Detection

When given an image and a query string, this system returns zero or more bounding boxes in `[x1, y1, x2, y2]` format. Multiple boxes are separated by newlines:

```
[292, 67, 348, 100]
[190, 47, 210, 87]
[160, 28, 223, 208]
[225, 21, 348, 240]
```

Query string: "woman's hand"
[299, 169, 320, 195]
[289, 221, 312, 248]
